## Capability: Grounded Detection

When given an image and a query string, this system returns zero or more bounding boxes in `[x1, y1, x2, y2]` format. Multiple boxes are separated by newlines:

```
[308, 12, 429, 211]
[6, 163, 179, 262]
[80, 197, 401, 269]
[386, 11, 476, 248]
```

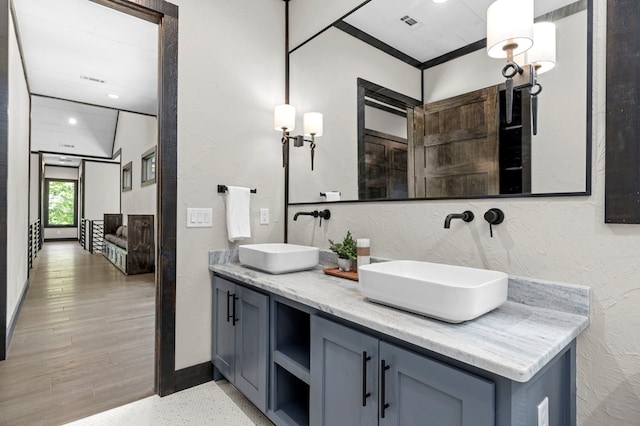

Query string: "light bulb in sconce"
[303, 112, 323, 137]
[486, 0, 534, 60]
[526, 22, 556, 75]
[274, 104, 295, 132]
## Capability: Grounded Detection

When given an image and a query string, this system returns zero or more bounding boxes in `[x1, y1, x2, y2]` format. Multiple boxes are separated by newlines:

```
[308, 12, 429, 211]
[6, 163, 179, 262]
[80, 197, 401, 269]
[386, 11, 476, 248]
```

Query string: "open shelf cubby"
[273, 365, 309, 426]
[274, 301, 310, 371]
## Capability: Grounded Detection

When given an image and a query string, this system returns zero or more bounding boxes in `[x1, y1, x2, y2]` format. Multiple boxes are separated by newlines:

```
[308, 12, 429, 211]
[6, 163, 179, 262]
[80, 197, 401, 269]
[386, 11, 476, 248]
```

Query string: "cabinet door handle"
[362, 351, 372, 406]
[380, 359, 390, 418]
[226, 291, 233, 323]
[232, 295, 239, 326]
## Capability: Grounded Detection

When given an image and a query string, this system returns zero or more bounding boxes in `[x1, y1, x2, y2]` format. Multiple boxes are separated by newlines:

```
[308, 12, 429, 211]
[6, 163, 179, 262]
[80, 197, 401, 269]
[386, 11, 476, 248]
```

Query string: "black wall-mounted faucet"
[444, 211, 474, 229]
[293, 209, 331, 227]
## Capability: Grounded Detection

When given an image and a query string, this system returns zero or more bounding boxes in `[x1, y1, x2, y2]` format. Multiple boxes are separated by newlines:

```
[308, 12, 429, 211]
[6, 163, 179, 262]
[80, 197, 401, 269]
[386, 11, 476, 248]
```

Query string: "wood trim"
[364, 99, 406, 118]
[31, 93, 157, 118]
[90, 0, 178, 20]
[283, 0, 289, 243]
[365, 129, 406, 145]
[35, 149, 113, 161]
[421, 39, 486, 70]
[111, 111, 120, 157]
[0, 0, 8, 361]
[155, 6, 178, 397]
[334, 21, 421, 69]
[175, 362, 214, 392]
[289, 0, 371, 54]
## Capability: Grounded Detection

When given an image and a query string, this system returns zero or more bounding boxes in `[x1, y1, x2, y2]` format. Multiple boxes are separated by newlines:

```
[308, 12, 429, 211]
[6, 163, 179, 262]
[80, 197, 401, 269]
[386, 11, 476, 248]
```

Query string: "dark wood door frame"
[0, 0, 179, 398]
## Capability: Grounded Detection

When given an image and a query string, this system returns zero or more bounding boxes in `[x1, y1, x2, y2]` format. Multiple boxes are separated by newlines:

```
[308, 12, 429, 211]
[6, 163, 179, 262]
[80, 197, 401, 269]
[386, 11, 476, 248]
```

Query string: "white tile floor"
[65, 380, 274, 425]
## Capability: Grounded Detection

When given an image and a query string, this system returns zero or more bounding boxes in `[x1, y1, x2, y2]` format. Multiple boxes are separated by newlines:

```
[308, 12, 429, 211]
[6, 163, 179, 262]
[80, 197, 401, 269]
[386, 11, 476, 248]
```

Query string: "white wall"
[112, 111, 157, 216]
[172, 0, 286, 369]
[83, 161, 120, 220]
[423, 11, 587, 194]
[6, 12, 30, 329]
[43, 166, 79, 240]
[289, 27, 421, 203]
[288, 1, 640, 424]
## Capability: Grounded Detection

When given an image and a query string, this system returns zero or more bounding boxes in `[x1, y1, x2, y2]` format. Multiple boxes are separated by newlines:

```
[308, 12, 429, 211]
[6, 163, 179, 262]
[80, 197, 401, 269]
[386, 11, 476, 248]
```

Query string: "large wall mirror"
[288, 0, 591, 204]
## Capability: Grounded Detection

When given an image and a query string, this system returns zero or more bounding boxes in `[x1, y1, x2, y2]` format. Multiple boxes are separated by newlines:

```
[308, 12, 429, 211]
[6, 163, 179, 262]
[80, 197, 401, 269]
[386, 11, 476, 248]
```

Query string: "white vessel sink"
[239, 243, 319, 274]
[357, 260, 508, 323]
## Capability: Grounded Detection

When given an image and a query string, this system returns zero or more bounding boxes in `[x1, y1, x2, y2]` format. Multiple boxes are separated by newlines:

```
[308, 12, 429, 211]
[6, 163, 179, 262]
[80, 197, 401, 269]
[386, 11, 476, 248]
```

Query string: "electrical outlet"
[537, 397, 549, 426]
[260, 208, 269, 225]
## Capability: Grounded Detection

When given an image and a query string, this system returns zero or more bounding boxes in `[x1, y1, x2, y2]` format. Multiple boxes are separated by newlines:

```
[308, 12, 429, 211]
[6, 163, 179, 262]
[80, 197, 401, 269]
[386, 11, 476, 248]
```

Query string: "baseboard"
[44, 238, 77, 242]
[174, 361, 213, 392]
[6, 278, 29, 349]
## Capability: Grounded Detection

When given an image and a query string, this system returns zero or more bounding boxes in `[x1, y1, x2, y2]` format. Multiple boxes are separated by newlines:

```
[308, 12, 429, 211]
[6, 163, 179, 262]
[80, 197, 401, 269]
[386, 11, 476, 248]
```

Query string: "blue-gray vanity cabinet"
[379, 341, 494, 426]
[310, 316, 494, 426]
[310, 316, 379, 426]
[212, 276, 269, 412]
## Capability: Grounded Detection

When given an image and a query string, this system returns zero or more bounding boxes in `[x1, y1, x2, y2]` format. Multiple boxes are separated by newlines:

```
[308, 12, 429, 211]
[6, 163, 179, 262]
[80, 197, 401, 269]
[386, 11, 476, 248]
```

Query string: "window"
[44, 179, 78, 227]
[122, 161, 132, 192]
[141, 146, 156, 187]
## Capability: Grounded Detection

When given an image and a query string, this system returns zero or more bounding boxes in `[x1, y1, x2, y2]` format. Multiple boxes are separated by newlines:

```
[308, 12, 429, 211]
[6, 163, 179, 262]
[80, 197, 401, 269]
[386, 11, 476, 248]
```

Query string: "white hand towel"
[226, 186, 251, 242]
[324, 191, 341, 202]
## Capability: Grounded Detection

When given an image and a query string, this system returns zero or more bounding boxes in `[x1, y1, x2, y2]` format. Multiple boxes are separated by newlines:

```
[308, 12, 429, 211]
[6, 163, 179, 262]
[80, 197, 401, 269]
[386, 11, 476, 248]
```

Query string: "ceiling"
[343, 0, 579, 64]
[12, 0, 158, 162]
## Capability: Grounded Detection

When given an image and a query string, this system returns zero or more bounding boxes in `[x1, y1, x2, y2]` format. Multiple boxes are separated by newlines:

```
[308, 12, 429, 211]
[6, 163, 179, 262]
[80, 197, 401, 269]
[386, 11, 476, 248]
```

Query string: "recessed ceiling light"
[68, 118, 77, 125]
[433, 0, 448, 3]
[107, 93, 120, 99]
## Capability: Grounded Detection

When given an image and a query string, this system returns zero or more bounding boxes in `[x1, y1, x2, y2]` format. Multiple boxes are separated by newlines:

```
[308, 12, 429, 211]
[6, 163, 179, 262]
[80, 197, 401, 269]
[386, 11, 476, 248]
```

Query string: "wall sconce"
[274, 104, 323, 170]
[526, 22, 556, 135]
[486, 0, 535, 124]
[487, 1, 556, 133]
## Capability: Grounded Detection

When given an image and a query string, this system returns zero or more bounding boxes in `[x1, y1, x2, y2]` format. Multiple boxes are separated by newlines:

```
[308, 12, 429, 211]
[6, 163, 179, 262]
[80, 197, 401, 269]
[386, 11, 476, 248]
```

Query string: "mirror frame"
[287, 0, 593, 206]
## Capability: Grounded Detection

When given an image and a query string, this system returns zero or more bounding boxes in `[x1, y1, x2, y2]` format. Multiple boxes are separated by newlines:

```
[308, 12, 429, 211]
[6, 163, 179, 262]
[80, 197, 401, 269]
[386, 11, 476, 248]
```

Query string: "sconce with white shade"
[275, 105, 323, 170]
[486, 0, 535, 124]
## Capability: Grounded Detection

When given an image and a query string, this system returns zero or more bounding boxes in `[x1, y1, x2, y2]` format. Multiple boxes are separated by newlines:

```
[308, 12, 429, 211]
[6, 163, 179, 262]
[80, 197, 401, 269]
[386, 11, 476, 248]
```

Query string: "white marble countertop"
[209, 262, 589, 383]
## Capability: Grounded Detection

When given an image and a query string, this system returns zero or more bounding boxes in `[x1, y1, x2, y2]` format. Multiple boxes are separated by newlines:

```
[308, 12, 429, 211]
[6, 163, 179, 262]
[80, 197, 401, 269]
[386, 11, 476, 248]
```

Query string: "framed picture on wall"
[122, 161, 132, 192]
[141, 146, 156, 187]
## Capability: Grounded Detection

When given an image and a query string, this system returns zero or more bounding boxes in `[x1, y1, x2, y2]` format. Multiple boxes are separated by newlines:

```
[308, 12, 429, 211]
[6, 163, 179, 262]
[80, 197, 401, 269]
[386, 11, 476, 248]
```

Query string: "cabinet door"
[212, 277, 236, 381]
[310, 316, 378, 426]
[234, 286, 269, 412]
[379, 342, 494, 426]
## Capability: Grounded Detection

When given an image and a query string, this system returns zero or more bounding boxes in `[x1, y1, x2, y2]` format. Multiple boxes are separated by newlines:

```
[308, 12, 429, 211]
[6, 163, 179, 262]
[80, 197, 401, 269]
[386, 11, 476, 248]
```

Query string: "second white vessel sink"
[357, 260, 508, 323]
[239, 243, 319, 274]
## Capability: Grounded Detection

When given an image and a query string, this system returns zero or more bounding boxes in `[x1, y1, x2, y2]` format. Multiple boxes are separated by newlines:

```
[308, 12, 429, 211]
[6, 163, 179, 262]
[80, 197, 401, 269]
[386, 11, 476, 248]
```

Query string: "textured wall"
[172, 0, 285, 369]
[288, 1, 640, 424]
[6, 14, 30, 327]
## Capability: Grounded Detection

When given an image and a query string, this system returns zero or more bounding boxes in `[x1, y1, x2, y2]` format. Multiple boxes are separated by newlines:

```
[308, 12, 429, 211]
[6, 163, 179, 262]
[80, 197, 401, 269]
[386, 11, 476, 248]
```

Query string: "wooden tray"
[323, 267, 359, 281]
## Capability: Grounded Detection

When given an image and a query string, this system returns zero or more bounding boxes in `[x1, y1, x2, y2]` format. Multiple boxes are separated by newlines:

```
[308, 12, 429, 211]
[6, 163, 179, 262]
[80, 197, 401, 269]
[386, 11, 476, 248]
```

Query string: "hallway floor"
[0, 241, 155, 425]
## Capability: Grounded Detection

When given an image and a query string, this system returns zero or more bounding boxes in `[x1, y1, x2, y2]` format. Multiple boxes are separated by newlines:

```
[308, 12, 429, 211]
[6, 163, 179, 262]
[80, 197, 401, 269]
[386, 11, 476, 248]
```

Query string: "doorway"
[0, 0, 178, 401]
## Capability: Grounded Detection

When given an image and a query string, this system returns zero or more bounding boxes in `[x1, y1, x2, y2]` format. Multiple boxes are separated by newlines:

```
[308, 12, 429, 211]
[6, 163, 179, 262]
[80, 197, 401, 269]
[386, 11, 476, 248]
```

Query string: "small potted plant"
[329, 231, 357, 272]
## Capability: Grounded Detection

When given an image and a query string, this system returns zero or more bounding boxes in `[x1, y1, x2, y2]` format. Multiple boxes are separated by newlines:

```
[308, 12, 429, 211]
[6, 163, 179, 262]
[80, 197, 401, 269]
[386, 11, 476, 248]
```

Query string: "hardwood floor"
[0, 241, 155, 426]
